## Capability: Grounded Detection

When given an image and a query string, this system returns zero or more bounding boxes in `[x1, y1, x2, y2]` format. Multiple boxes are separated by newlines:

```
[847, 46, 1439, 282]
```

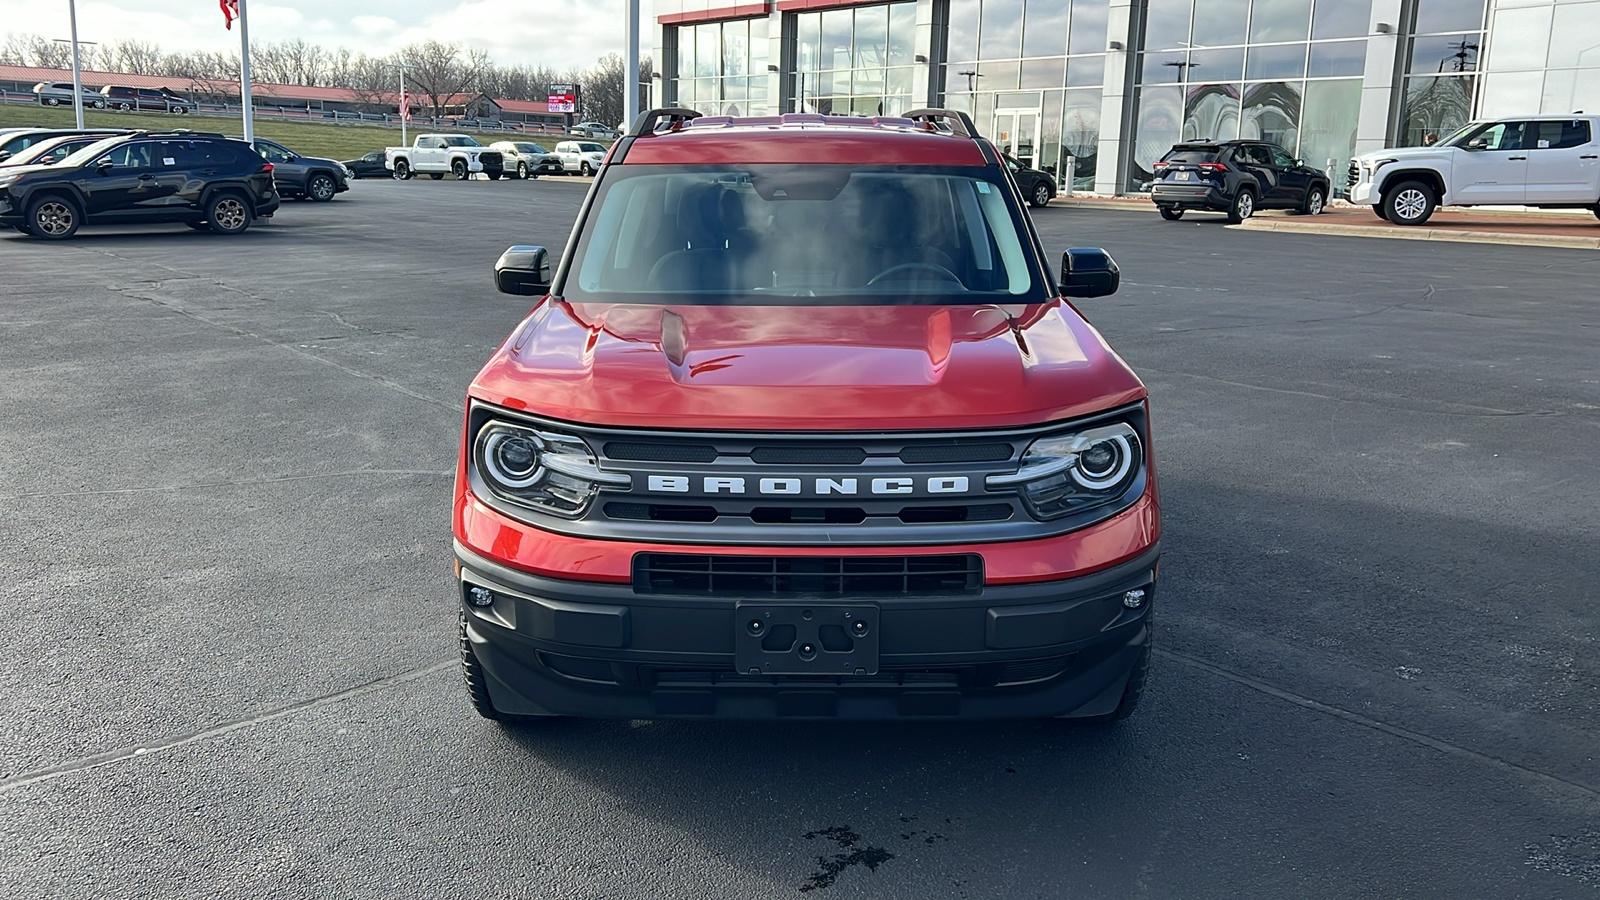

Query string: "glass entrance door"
[993, 108, 1041, 169]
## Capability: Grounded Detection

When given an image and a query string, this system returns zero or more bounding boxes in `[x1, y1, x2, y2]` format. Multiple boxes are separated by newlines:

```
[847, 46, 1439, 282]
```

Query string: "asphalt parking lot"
[3, 178, 1598, 899]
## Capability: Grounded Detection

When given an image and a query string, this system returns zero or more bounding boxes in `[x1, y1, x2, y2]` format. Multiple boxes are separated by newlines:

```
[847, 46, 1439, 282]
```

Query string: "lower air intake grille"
[633, 553, 983, 597]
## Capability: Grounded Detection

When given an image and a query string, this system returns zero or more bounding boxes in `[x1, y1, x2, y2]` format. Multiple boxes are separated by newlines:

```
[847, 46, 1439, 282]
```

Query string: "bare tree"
[398, 40, 490, 117]
[103, 39, 164, 75]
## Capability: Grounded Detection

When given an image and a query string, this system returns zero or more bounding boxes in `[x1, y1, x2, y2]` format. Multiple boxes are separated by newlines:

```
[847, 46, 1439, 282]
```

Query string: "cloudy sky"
[11, 0, 652, 71]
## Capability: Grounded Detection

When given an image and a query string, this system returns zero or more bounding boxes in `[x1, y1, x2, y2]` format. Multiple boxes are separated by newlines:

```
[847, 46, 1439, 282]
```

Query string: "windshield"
[516, 143, 547, 153]
[56, 135, 132, 168]
[563, 165, 1043, 305]
[1437, 123, 1479, 147]
[578, 142, 607, 153]
[441, 136, 482, 147]
[4, 135, 82, 166]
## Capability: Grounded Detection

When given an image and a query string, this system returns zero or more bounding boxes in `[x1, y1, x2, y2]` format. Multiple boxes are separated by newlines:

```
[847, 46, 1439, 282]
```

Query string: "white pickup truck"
[385, 134, 505, 181]
[1349, 115, 1600, 225]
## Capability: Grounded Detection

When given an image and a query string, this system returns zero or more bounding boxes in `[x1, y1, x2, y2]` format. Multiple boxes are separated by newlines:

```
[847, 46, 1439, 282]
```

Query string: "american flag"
[220, 0, 239, 29]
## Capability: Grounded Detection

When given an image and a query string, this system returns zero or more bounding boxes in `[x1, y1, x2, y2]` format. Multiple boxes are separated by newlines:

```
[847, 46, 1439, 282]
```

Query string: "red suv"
[455, 109, 1158, 723]
[100, 85, 192, 114]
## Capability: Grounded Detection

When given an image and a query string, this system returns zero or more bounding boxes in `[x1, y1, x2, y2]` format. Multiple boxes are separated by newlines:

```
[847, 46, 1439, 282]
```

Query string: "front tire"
[1075, 634, 1152, 725]
[117, 102, 131, 111]
[205, 192, 252, 235]
[1158, 206, 1184, 221]
[307, 172, 337, 202]
[27, 195, 81, 240]
[580, 161, 593, 177]
[1226, 188, 1256, 223]
[1029, 181, 1052, 208]
[452, 159, 469, 180]
[460, 612, 502, 721]
[1373, 204, 1390, 221]
[393, 159, 412, 180]
[516, 162, 528, 180]
[1301, 185, 1326, 216]
[45, 97, 61, 106]
[1383, 180, 1436, 226]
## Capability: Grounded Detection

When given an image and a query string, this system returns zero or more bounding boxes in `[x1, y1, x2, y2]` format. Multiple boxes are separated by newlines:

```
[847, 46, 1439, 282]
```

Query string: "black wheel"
[1301, 185, 1327, 216]
[93, 100, 105, 109]
[45, 97, 60, 106]
[452, 159, 469, 180]
[307, 172, 337, 202]
[1029, 181, 1052, 208]
[205, 192, 252, 235]
[393, 159, 411, 180]
[429, 173, 444, 180]
[1373, 204, 1389, 221]
[1226, 188, 1255, 223]
[580, 161, 593, 177]
[460, 612, 501, 720]
[516, 162, 528, 180]
[1383, 180, 1436, 226]
[1072, 633, 1152, 725]
[26, 194, 80, 240]
[1591, 206, 1599, 221]
[1158, 206, 1184, 221]
[117, 102, 131, 111]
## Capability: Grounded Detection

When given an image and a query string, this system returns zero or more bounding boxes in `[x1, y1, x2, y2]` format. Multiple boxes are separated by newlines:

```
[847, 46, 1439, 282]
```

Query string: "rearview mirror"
[495, 245, 552, 296]
[1060, 248, 1120, 298]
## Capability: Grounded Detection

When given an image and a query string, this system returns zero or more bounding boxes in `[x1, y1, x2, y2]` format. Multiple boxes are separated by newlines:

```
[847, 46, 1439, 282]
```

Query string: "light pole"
[55, 0, 93, 129]
[624, 0, 641, 128]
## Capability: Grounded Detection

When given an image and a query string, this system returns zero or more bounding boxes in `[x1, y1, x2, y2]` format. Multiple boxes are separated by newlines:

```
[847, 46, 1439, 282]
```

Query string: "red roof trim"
[657, 2, 768, 25]
[773, 0, 884, 11]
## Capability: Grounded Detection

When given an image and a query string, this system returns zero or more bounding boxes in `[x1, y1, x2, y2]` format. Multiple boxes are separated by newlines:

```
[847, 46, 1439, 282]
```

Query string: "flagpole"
[67, 0, 84, 129]
[237, 0, 254, 143]
[399, 65, 407, 147]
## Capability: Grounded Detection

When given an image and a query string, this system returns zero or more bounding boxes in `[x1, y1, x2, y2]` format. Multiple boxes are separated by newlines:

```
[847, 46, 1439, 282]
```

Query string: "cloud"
[6, 0, 653, 70]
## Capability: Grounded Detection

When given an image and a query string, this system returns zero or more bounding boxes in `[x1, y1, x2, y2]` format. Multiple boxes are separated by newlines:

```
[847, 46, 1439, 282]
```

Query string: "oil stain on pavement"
[799, 825, 895, 892]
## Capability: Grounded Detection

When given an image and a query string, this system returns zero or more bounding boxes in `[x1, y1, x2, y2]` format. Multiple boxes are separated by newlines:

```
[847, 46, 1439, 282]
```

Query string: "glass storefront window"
[1415, 0, 1487, 35]
[1307, 40, 1366, 78]
[1246, 44, 1308, 80]
[981, 0, 1026, 60]
[697, 24, 720, 79]
[983, 61, 1023, 91]
[1398, 75, 1475, 146]
[1021, 58, 1067, 89]
[1192, 0, 1248, 46]
[1411, 34, 1481, 74]
[1249, 0, 1313, 43]
[1061, 88, 1101, 190]
[1189, 46, 1247, 82]
[1131, 85, 1183, 188]
[947, 0, 980, 66]
[887, 3, 914, 66]
[1241, 81, 1302, 149]
[1143, 0, 1193, 51]
[1184, 84, 1243, 142]
[1023, 0, 1069, 58]
[723, 20, 748, 78]
[854, 5, 888, 68]
[1143, 53, 1190, 84]
[822, 9, 853, 70]
[1311, 0, 1371, 39]
[1065, 55, 1107, 86]
[1067, 0, 1110, 55]
[1298, 78, 1360, 193]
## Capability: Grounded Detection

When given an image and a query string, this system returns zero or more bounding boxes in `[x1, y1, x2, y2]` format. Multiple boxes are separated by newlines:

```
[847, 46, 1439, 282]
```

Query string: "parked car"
[1349, 115, 1600, 225]
[0, 130, 279, 239]
[458, 108, 1153, 725]
[0, 128, 128, 164]
[570, 121, 620, 140]
[100, 85, 193, 113]
[553, 140, 608, 176]
[341, 151, 389, 179]
[488, 141, 564, 179]
[32, 81, 108, 109]
[1150, 140, 1331, 222]
[1002, 152, 1058, 208]
[242, 137, 350, 201]
[0, 134, 111, 168]
[384, 134, 504, 180]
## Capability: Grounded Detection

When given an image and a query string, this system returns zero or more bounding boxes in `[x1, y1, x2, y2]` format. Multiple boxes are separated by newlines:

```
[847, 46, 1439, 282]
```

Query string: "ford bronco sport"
[455, 108, 1159, 723]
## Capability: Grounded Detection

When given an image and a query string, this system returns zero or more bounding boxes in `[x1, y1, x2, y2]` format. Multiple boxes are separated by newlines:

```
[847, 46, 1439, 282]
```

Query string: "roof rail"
[630, 108, 701, 137]
[905, 109, 978, 138]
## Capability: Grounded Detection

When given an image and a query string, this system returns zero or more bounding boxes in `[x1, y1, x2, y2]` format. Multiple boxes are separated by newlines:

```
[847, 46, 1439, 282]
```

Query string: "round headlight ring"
[481, 429, 545, 489]
[1069, 434, 1135, 490]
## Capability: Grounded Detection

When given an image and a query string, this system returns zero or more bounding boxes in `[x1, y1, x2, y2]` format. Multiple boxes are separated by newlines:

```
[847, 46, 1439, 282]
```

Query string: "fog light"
[1122, 588, 1147, 609]
[467, 586, 495, 607]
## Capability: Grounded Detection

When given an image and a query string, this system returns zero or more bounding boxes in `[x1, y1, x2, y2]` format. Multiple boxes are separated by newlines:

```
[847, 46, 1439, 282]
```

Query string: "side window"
[103, 142, 154, 168]
[1464, 121, 1527, 151]
[1529, 120, 1592, 150]
[1003, 155, 1021, 173]
[1268, 145, 1296, 167]
[258, 143, 292, 162]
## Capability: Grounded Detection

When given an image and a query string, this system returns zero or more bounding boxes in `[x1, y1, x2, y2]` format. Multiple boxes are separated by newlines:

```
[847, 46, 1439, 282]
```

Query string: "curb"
[1232, 216, 1600, 250]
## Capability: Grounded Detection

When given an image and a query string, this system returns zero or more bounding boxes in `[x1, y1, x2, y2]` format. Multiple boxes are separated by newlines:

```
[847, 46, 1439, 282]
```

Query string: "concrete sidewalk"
[1048, 194, 1600, 250]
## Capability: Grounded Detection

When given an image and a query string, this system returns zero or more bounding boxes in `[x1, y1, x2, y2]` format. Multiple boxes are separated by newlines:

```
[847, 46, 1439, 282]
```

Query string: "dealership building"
[652, 0, 1600, 195]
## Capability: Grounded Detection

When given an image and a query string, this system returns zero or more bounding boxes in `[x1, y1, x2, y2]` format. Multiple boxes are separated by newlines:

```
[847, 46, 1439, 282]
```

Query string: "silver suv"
[33, 82, 107, 110]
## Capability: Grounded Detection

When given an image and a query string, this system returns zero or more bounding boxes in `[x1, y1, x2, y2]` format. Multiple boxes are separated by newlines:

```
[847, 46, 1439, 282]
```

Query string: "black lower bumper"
[1151, 184, 1228, 211]
[456, 541, 1158, 720]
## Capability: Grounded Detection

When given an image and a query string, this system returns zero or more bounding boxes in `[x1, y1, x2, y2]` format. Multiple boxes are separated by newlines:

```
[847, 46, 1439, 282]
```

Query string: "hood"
[470, 301, 1146, 431]
[1355, 145, 1450, 164]
[0, 162, 58, 177]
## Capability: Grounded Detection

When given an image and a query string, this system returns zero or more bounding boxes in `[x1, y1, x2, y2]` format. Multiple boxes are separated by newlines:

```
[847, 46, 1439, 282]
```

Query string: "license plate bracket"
[1177, 170, 1192, 180]
[734, 603, 880, 676]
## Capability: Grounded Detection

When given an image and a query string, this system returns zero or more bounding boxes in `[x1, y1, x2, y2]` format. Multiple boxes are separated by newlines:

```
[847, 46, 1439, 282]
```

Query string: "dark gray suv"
[245, 138, 350, 202]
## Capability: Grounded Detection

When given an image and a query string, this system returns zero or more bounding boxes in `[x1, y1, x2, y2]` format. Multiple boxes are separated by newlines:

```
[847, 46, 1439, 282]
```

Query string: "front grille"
[605, 442, 717, 462]
[633, 553, 984, 597]
[897, 443, 1014, 463]
[1347, 159, 1360, 187]
[750, 446, 867, 465]
[605, 502, 1012, 525]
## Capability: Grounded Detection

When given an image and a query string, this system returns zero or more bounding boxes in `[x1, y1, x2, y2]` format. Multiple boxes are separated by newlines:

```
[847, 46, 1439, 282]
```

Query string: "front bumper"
[457, 540, 1158, 720]
[1349, 179, 1378, 205]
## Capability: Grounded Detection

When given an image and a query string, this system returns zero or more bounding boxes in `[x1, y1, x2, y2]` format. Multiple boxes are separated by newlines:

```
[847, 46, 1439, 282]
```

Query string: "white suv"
[1349, 115, 1600, 225]
[32, 82, 107, 109]
[554, 140, 608, 176]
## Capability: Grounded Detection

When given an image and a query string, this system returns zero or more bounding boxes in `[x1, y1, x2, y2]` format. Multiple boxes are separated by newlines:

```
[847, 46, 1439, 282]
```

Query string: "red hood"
[469, 300, 1145, 430]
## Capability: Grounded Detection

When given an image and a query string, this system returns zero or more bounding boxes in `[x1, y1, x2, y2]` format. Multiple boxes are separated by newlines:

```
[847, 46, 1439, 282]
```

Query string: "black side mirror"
[495, 245, 552, 296]
[1060, 248, 1120, 298]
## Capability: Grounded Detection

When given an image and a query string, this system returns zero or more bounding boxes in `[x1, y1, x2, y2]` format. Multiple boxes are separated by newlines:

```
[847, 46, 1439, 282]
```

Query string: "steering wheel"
[866, 262, 963, 287]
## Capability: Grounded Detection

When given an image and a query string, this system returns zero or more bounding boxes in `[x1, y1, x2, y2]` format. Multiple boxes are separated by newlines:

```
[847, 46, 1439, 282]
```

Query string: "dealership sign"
[548, 83, 577, 113]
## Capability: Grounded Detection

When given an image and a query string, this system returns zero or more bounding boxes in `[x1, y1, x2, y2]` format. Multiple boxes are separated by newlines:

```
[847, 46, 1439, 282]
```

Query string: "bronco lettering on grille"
[644, 475, 972, 495]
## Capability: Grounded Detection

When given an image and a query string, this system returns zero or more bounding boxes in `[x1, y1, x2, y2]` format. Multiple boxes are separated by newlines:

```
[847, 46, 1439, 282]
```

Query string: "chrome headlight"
[987, 422, 1143, 520]
[472, 420, 629, 518]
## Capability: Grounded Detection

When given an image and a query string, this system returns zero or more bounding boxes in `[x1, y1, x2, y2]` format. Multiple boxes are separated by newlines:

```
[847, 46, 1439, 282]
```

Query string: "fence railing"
[1, 89, 571, 136]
